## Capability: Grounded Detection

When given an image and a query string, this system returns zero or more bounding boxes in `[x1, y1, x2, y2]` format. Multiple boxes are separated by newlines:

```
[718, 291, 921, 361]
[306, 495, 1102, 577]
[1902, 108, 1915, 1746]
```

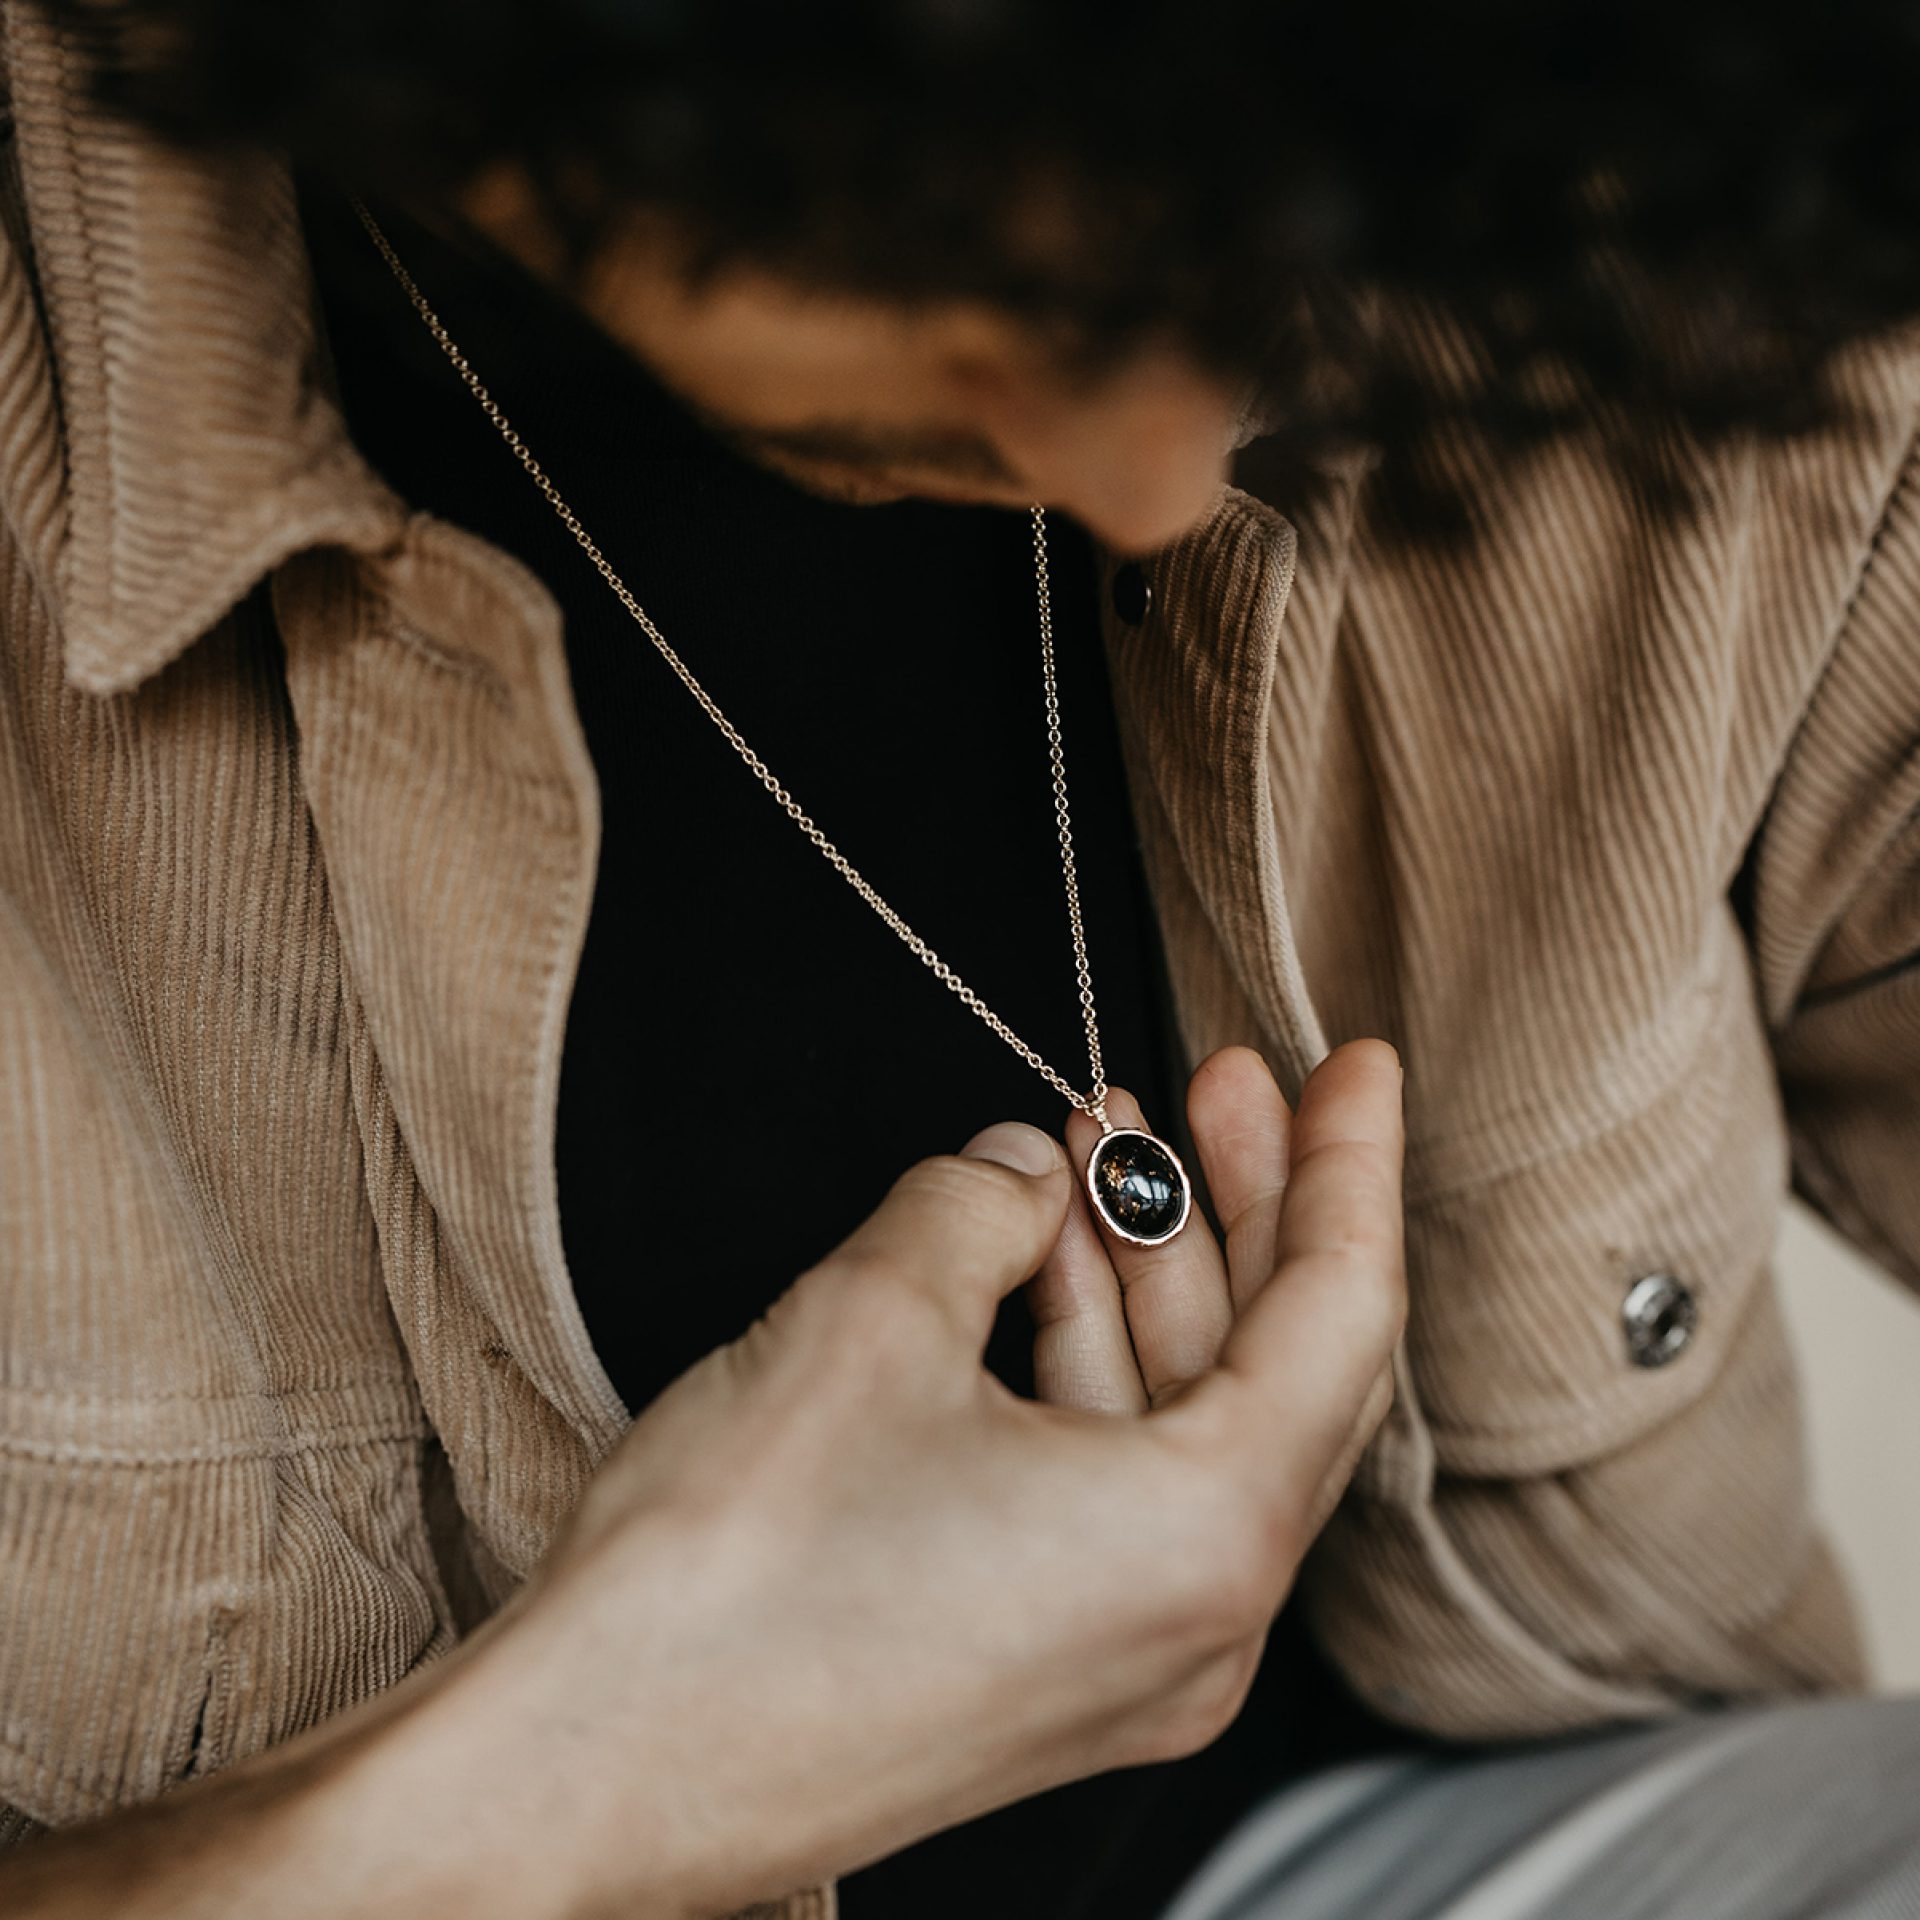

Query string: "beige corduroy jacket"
[5, 3, 1920, 1914]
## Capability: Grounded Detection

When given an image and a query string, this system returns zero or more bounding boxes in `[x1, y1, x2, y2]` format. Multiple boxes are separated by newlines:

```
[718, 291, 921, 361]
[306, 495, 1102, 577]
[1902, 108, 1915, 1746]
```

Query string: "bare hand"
[1026, 1042, 1401, 1539]
[436, 1037, 1405, 1920]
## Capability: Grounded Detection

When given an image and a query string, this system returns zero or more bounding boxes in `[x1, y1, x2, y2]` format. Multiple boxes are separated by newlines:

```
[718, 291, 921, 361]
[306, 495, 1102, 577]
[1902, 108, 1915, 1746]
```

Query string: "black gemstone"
[1088, 1131, 1188, 1243]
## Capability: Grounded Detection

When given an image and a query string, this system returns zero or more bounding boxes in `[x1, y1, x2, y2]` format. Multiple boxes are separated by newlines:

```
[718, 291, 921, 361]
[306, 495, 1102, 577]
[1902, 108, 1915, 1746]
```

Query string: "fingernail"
[961, 1122, 1064, 1177]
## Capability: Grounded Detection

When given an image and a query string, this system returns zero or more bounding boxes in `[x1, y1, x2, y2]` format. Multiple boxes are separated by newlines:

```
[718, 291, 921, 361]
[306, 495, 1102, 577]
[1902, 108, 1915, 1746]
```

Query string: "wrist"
[303, 1601, 707, 1920]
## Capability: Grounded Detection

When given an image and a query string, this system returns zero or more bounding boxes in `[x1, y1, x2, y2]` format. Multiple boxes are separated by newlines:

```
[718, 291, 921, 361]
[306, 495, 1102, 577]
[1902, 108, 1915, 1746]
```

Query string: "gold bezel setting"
[1085, 1128, 1194, 1247]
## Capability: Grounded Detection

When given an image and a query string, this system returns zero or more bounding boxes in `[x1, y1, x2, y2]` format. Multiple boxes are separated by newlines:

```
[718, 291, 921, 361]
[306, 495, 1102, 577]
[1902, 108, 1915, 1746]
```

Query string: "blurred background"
[1778, 1199, 1920, 1689]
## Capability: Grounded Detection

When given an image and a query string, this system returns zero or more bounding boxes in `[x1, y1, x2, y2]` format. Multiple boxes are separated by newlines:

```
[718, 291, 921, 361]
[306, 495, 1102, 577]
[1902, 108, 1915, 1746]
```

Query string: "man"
[2, 1, 1918, 1916]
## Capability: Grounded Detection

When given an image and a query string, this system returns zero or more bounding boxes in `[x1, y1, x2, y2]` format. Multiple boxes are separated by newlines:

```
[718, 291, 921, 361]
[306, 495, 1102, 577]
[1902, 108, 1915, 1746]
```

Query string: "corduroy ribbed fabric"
[2, 3, 1918, 1913]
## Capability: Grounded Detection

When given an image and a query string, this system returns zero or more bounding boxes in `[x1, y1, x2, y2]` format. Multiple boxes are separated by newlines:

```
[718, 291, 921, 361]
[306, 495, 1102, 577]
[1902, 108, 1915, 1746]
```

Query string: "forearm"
[0, 1611, 703, 1920]
[0, 1050, 1407, 1919]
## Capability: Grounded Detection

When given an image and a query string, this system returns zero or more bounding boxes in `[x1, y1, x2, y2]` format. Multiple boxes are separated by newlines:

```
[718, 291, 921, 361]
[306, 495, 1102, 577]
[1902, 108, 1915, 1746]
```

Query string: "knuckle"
[1153, 1373, 1240, 1462]
[1146, 1372, 1206, 1415]
[1219, 1175, 1288, 1243]
[895, 1152, 1035, 1233]
[807, 1248, 943, 1364]
[1143, 1649, 1263, 1763]
[1293, 1132, 1404, 1206]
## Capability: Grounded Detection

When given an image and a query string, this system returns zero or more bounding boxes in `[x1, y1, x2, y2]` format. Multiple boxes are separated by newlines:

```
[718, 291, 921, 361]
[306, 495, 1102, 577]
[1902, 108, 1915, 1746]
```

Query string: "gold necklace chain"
[352, 198, 1114, 1129]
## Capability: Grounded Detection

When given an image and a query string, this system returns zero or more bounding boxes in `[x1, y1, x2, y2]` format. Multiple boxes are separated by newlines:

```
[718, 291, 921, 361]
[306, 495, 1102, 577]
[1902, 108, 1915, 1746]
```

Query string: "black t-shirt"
[300, 179, 1397, 1920]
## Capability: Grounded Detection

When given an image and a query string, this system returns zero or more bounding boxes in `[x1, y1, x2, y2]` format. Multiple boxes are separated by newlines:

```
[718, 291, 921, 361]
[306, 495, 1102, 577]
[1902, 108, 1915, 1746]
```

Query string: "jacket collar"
[5, 0, 406, 697]
[0, 1, 1325, 1108]
[1099, 489, 1326, 1082]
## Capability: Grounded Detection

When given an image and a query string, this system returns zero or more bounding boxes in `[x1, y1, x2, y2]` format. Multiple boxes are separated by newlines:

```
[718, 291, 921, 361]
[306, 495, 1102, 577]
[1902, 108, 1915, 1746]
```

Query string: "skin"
[453, 164, 1251, 553]
[0, 192, 1405, 1917]
[1, 1044, 1403, 1918]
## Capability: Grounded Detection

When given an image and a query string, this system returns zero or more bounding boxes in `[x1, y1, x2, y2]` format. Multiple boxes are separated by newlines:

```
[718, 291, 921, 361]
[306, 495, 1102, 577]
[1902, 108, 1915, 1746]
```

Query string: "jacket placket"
[273, 520, 632, 1569]
[277, 522, 845, 1920]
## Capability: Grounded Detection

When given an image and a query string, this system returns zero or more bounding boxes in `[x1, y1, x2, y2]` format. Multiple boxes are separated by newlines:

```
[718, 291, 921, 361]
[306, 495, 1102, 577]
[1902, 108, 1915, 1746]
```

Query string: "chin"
[751, 447, 916, 505]
[751, 447, 1012, 511]
[808, 472, 920, 505]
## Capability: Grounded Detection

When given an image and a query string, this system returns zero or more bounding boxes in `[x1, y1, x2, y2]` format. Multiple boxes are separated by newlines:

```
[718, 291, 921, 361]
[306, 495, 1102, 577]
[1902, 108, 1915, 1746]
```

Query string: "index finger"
[817, 1129, 1074, 1354]
[1158, 1038, 1406, 1504]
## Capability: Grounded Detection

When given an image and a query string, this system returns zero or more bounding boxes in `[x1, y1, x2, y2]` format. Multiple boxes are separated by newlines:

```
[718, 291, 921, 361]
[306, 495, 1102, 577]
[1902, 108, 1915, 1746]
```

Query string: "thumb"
[808, 1125, 1071, 1354]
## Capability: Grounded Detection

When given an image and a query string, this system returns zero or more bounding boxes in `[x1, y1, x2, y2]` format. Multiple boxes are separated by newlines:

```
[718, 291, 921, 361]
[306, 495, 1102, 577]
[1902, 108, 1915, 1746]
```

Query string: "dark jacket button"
[1622, 1272, 1697, 1368]
[1110, 562, 1153, 625]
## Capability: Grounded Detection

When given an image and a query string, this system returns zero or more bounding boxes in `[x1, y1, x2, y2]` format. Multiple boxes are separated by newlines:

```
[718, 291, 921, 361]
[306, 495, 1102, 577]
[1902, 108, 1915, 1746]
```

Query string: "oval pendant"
[1086, 1128, 1193, 1247]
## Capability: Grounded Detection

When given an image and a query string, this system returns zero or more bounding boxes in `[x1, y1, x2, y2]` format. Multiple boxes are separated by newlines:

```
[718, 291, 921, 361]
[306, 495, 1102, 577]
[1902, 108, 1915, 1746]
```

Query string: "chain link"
[353, 198, 1113, 1129]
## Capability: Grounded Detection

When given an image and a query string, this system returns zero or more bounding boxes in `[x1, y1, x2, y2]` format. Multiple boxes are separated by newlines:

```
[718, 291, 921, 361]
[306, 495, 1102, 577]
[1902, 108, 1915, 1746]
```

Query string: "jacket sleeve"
[1294, 420, 1920, 1746]
[1748, 435, 1920, 1288]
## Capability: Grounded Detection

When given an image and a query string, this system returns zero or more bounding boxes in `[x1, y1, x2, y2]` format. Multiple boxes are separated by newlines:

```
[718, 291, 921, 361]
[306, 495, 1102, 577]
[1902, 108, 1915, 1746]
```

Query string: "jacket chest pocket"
[1298, 915, 1864, 1740]
[1398, 914, 1791, 1480]
[0, 1422, 452, 1830]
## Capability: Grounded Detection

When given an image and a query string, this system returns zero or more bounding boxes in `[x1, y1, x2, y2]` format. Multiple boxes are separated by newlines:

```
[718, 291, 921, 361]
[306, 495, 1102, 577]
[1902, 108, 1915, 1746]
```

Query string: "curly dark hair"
[46, 0, 1920, 529]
